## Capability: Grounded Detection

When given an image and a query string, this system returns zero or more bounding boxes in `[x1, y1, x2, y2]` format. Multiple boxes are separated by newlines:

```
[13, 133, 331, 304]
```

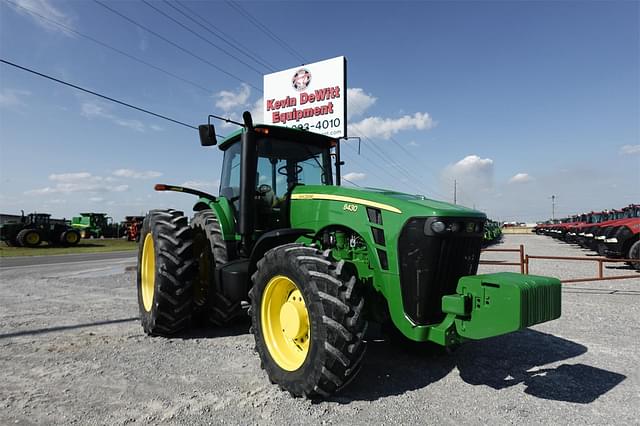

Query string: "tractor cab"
[27, 213, 51, 226]
[217, 125, 335, 233]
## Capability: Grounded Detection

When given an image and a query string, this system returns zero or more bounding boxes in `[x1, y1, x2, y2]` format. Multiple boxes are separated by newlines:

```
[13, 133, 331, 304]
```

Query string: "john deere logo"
[292, 68, 311, 91]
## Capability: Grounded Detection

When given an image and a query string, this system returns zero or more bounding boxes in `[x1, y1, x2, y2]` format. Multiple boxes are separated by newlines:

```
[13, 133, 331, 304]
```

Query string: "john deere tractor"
[0, 212, 80, 247]
[137, 112, 561, 398]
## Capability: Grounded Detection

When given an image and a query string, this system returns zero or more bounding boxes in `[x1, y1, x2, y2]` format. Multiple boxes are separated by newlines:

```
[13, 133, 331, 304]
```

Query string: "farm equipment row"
[1, 212, 146, 247]
[69, 213, 145, 241]
[533, 204, 640, 269]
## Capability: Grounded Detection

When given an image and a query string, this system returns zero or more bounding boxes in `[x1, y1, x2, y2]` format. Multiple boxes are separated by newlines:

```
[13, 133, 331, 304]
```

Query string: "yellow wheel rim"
[26, 232, 39, 245]
[66, 232, 79, 244]
[141, 233, 155, 312]
[260, 275, 310, 371]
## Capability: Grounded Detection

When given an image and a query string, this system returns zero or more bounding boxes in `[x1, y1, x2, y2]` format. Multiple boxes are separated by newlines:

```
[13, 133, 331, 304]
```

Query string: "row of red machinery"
[533, 204, 640, 267]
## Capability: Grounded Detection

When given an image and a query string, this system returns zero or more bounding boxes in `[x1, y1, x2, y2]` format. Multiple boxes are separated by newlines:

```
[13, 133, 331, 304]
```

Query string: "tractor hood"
[291, 185, 486, 219]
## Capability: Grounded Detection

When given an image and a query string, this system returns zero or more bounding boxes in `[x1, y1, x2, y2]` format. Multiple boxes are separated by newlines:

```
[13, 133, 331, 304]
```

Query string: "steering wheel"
[257, 184, 272, 195]
[277, 164, 303, 177]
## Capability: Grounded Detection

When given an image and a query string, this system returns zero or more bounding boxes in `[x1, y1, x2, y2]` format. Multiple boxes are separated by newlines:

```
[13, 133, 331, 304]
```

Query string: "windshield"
[220, 137, 332, 201]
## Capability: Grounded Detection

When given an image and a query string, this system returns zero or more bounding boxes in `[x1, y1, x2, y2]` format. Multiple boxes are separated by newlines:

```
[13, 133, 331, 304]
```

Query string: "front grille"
[398, 217, 483, 325]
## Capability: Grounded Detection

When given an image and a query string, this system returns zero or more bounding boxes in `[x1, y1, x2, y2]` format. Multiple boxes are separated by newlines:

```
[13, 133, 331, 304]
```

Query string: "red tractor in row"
[534, 204, 640, 269]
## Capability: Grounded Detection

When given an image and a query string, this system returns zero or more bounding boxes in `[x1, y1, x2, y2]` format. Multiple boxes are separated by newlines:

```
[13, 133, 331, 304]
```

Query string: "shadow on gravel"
[336, 329, 625, 404]
[176, 317, 251, 339]
[0, 317, 139, 339]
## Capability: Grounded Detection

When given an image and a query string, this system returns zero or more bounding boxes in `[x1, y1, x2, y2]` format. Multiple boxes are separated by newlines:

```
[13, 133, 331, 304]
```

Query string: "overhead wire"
[0, 59, 201, 131]
[92, 0, 262, 92]
[141, 0, 266, 76]
[170, 0, 277, 72]
[2, 0, 214, 96]
[225, 1, 307, 64]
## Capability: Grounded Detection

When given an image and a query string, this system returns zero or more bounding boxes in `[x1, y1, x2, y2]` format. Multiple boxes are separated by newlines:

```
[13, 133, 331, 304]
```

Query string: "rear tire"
[17, 229, 41, 247]
[250, 243, 367, 399]
[137, 209, 196, 336]
[191, 210, 242, 325]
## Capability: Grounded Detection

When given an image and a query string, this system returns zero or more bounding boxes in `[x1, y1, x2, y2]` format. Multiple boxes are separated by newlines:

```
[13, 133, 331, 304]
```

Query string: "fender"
[248, 228, 313, 277]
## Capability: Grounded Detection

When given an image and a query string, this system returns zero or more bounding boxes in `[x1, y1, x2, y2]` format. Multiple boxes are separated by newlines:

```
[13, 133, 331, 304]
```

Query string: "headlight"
[431, 221, 446, 233]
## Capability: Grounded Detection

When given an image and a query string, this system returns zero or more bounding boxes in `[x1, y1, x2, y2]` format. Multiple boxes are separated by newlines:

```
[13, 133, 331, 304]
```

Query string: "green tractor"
[71, 212, 120, 238]
[0, 212, 81, 247]
[137, 112, 561, 398]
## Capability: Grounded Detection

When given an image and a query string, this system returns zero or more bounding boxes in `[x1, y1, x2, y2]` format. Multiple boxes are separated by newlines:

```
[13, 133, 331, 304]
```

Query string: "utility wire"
[93, 0, 262, 92]
[170, 0, 276, 72]
[0, 59, 199, 130]
[225, 1, 307, 64]
[3, 0, 213, 95]
[142, 0, 265, 76]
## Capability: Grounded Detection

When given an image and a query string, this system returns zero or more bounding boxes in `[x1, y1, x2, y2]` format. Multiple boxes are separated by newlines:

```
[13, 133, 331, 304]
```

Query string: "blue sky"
[1, 0, 638, 222]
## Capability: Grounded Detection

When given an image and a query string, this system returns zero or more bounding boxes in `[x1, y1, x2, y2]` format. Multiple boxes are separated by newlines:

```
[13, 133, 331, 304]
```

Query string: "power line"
[1, 59, 198, 130]
[225, 1, 307, 64]
[3, 0, 213, 96]
[142, 0, 266, 76]
[93, 0, 262, 92]
[170, 0, 277, 72]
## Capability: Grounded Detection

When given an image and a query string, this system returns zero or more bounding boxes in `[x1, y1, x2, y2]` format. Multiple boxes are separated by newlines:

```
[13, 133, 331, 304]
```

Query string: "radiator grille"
[398, 217, 483, 325]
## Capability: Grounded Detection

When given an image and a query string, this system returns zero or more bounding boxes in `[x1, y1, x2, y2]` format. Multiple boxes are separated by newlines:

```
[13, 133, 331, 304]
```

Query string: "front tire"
[60, 229, 81, 246]
[137, 209, 196, 336]
[250, 243, 367, 398]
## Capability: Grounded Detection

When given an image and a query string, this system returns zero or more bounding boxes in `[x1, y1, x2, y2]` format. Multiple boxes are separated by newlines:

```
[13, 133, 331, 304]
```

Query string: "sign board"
[263, 56, 346, 138]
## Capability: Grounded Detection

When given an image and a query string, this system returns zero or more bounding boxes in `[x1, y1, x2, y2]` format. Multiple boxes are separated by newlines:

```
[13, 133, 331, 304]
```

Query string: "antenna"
[549, 195, 557, 220]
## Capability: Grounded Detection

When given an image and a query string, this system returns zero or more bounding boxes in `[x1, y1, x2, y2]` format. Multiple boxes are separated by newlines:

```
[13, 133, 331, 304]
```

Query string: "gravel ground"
[1, 234, 638, 425]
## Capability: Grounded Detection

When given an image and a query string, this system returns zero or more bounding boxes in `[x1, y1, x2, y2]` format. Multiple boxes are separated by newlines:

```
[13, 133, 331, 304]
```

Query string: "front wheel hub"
[261, 276, 310, 371]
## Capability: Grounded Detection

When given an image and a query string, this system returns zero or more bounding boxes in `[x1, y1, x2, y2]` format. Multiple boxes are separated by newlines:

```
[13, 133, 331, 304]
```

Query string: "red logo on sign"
[292, 69, 311, 91]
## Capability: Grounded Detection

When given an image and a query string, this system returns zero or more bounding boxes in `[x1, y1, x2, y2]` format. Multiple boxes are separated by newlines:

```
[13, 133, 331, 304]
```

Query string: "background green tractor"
[0, 212, 81, 247]
[71, 212, 121, 238]
[136, 112, 561, 398]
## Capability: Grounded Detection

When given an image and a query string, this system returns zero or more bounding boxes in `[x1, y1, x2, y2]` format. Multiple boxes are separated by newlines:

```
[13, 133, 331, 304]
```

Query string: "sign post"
[263, 56, 347, 138]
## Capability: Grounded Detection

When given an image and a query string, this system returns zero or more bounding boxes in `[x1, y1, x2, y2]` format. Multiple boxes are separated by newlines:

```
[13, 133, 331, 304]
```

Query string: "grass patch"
[0, 238, 138, 257]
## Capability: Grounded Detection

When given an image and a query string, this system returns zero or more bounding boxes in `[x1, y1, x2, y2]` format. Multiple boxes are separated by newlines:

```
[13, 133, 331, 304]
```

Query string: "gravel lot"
[1, 235, 638, 425]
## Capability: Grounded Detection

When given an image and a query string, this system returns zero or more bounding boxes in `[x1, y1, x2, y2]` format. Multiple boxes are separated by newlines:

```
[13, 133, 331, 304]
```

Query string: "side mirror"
[198, 124, 217, 146]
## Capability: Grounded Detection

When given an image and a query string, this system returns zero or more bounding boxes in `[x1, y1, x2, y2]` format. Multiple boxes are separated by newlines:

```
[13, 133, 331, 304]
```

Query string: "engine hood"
[291, 185, 486, 219]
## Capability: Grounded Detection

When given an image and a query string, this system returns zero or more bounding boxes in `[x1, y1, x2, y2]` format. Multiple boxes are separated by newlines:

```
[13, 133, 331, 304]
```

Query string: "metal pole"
[519, 244, 525, 274]
[454, 180, 457, 204]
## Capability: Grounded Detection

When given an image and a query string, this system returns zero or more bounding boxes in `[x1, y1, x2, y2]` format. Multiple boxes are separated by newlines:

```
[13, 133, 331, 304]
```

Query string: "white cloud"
[14, 0, 74, 35]
[113, 169, 162, 179]
[81, 101, 147, 132]
[215, 83, 251, 112]
[180, 180, 220, 191]
[620, 144, 640, 155]
[407, 141, 419, 147]
[350, 112, 435, 139]
[250, 97, 264, 123]
[509, 173, 533, 184]
[150, 124, 163, 132]
[25, 183, 128, 195]
[0, 89, 31, 109]
[49, 172, 94, 182]
[89, 197, 104, 202]
[343, 172, 367, 182]
[442, 155, 495, 203]
[347, 88, 377, 119]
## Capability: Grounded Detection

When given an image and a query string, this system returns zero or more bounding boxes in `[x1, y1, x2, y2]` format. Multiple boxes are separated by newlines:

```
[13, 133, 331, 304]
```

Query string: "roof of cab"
[217, 124, 337, 150]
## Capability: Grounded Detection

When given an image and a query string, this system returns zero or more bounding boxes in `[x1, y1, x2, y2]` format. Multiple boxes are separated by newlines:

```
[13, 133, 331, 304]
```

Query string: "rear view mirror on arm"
[199, 124, 217, 146]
